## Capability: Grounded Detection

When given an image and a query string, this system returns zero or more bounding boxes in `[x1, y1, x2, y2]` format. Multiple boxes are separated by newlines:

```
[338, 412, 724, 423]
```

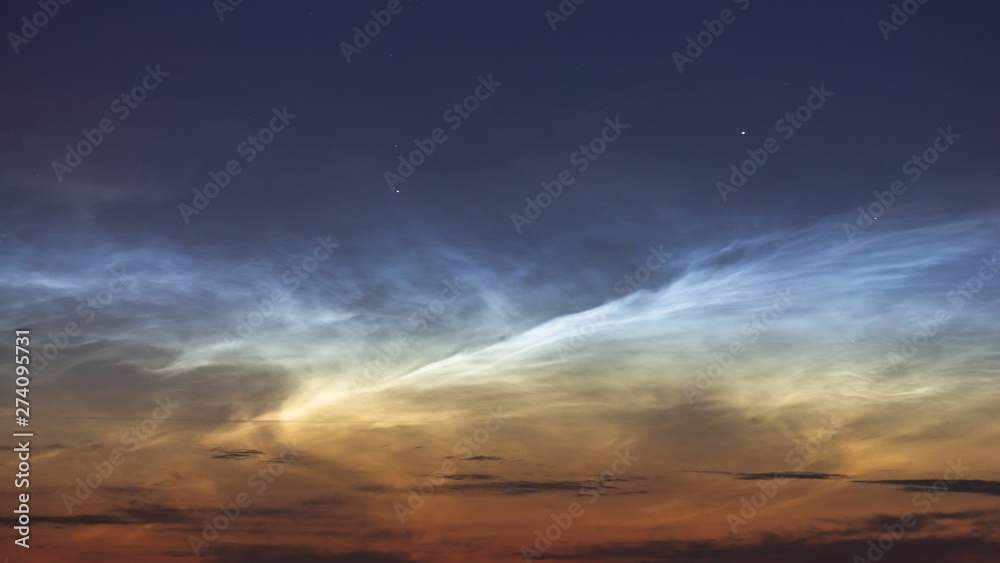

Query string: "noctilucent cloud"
[1, 1, 998, 562]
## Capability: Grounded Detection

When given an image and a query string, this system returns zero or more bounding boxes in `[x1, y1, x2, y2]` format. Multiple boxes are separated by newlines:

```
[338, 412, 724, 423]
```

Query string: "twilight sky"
[1, 1, 999, 562]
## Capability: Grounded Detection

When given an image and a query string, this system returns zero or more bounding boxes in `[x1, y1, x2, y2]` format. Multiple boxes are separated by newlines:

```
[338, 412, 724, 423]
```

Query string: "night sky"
[2, 1, 999, 562]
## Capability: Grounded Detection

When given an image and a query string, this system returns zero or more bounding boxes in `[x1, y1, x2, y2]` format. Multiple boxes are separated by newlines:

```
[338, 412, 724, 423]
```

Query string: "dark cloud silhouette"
[356, 475, 631, 497]
[853, 479, 1000, 497]
[210, 447, 267, 460]
[211, 544, 418, 563]
[442, 479, 624, 496]
[538, 537, 1000, 562]
[432, 473, 499, 481]
[41, 443, 73, 450]
[0, 503, 185, 526]
[456, 455, 504, 462]
[302, 495, 348, 507]
[928, 509, 1000, 520]
[737, 471, 849, 481]
[356, 485, 396, 494]
[688, 470, 849, 480]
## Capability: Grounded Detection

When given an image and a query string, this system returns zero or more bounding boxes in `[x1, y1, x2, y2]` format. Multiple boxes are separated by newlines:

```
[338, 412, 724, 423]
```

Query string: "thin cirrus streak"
[354, 216, 998, 399]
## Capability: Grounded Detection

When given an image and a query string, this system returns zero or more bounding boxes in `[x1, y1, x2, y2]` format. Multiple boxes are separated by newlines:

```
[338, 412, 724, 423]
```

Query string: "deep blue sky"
[4, 1, 998, 250]
[4, 1, 998, 326]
